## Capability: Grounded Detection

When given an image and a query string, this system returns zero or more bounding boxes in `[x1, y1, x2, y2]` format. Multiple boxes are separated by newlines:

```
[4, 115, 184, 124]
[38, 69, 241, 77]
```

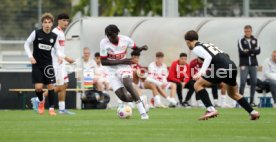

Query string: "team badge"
[50, 38, 54, 43]
[252, 40, 256, 44]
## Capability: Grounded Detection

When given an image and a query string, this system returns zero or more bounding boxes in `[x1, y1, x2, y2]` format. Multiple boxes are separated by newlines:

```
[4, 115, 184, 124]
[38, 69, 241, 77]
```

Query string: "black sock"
[237, 97, 254, 113]
[35, 90, 43, 102]
[196, 89, 213, 108]
[48, 90, 55, 108]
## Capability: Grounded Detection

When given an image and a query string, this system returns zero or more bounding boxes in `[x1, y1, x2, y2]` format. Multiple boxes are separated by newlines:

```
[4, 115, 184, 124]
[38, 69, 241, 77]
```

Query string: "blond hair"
[41, 13, 54, 23]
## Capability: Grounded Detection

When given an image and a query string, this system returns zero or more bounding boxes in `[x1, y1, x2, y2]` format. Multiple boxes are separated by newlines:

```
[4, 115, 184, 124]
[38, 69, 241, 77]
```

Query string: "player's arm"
[250, 39, 260, 55]
[192, 46, 212, 80]
[24, 31, 36, 64]
[238, 39, 250, 57]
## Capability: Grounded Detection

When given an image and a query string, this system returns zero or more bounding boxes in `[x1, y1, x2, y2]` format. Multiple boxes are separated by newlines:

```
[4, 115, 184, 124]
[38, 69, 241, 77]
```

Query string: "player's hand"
[30, 57, 37, 64]
[141, 45, 148, 51]
[58, 57, 63, 65]
[193, 73, 202, 81]
[244, 49, 249, 53]
[65, 56, 75, 64]
[123, 58, 133, 65]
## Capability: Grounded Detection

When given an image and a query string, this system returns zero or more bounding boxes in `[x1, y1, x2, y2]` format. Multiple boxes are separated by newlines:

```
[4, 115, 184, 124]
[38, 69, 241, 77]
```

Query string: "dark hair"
[156, 51, 164, 58]
[57, 13, 69, 20]
[244, 25, 252, 30]
[184, 30, 198, 41]
[94, 52, 100, 57]
[179, 53, 187, 57]
[105, 24, 120, 36]
[131, 51, 140, 57]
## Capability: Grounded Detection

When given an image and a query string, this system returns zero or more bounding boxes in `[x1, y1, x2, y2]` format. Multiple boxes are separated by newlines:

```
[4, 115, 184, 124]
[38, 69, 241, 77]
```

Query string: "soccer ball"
[117, 104, 132, 119]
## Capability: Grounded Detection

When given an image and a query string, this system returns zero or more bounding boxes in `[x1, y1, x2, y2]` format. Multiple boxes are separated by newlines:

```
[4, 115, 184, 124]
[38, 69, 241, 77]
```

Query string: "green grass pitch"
[0, 108, 275, 142]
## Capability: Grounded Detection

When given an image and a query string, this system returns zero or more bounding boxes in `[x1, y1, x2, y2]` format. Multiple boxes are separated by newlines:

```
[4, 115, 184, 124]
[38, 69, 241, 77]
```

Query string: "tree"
[72, 0, 203, 17]
[0, 0, 71, 40]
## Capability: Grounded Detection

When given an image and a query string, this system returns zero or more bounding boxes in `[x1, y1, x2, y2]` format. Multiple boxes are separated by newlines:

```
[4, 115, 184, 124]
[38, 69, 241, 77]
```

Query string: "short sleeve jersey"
[100, 35, 136, 60]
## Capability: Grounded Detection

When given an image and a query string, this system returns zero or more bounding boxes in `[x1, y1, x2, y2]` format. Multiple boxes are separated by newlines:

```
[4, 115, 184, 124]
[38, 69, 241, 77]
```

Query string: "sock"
[214, 99, 218, 105]
[197, 89, 213, 108]
[207, 106, 216, 112]
[59, 101, 65, 111]
[237, 97, 254, 114]
[35, 91, 43, 102]
[136, 100, 146, 115]
[154, 95, 161, 106]
[221, 95, 226, 104]
[48, 89, 55, 108]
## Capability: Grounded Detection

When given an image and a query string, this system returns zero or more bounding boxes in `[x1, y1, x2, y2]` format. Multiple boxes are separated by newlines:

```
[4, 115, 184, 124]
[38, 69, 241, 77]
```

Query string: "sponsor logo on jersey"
[50, 38, 54, 43]
[38, 43, 52, 51]
[59, 40, 65, 46]
[38, 38, 43, 40]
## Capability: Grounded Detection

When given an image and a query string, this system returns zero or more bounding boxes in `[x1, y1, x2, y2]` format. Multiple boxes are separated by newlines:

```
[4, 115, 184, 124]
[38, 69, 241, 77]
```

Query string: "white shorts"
[105, 65, 133, 91]
[54, 63, 69, 86]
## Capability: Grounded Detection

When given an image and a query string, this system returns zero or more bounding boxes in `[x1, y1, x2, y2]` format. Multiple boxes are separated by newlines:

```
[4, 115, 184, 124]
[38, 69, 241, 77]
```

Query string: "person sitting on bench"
[263, 50, 276, 107]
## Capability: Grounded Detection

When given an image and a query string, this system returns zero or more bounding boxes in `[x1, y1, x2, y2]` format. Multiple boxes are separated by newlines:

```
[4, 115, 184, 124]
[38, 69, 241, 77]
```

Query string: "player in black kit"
[24, 13, 63, 116]
[184, 30, 260, 120]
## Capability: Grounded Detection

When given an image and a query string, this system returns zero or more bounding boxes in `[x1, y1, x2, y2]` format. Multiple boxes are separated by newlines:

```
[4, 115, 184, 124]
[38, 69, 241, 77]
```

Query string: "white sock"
[136, 101, 146, 115]
[49, 107, 54, 110]
[221, 95, 227, 104]
[250, 110, 258, 115]
[59, 101, 65, 111]
[214, 99, 218, 105]
[207, 106, 216, 112]
[154, 95, 161, 106]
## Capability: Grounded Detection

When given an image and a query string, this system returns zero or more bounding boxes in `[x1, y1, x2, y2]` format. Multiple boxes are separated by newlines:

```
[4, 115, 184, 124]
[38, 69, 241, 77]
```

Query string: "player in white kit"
[51, 13, 75, 114]
[100, 24, 149, 120]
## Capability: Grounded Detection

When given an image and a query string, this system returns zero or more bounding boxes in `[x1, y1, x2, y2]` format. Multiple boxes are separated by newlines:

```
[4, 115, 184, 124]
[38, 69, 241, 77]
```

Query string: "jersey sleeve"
[24, 30, 35, 58]
[100, 40, 108, 58]
[192, 46, 212, 75]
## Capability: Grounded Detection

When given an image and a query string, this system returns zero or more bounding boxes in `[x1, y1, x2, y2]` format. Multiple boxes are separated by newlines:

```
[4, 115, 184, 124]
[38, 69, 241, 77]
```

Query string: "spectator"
[238, 25, 260, 107]
[167, 53, 194, 107]
[147, 52, 178, 107]
[131, 50, 167, 108]
[94, 52, 110, 91]
[75, 48, 110, 109]
[263, 50, 276, 107]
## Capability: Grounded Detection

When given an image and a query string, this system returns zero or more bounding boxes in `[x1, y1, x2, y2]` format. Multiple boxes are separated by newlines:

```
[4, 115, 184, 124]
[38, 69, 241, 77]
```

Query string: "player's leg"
[219, 83, 232, 108]
[183, 80, 195, 107]
[143, 81, 167, 108]
[122, 76, 148, 119]
[248, 66, 257, 106]
[211, 85, 219, 107]
[168, 83, 178, 106]
[46, 83, 57, 116]
[172, 81, 183, 104]
[226, 84, 260, 120]
[194, 78, 218, 120]
[34, 83, 45, 114]
[239, 66, 249, 96]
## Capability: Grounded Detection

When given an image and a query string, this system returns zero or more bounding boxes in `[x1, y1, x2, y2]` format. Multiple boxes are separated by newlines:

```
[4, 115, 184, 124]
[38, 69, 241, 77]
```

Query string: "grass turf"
[0, 108, 275, 142]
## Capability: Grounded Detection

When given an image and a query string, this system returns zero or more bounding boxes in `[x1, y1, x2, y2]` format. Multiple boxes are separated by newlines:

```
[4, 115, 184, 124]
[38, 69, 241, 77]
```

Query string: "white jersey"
[52, 26, 66, 66]
[100, 35, 136, 60]
[51, 26, 67, 85]
[99, 35, 136, 91]
[148, 62, 169, 83]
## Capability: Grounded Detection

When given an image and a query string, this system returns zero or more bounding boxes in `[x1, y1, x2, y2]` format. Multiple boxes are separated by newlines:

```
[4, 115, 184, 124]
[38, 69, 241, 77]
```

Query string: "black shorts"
[202, 63, 238, 86]
[32, 64, 56, 85]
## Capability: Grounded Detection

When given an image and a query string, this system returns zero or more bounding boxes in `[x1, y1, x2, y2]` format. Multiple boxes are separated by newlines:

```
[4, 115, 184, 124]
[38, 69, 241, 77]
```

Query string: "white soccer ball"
[117, 104, 133, 119]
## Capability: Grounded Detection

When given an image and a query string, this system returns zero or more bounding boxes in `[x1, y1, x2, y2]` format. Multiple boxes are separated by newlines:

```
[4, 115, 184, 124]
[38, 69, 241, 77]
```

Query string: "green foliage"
[0, 0, 71, 40]
[72, 0, 203, 17]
